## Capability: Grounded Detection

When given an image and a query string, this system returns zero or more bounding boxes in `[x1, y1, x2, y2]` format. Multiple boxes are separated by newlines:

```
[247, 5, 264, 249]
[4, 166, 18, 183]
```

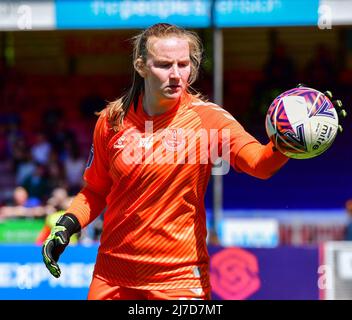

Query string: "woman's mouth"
[167, 85, 181, 91]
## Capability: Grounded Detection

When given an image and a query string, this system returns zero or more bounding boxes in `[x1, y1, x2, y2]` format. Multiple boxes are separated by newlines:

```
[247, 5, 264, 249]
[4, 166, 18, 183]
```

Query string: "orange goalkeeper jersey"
[67, 93, 288, 290]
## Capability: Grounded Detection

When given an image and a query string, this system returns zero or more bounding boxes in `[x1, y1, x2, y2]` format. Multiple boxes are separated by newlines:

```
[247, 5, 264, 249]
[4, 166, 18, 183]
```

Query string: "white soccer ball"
[265, 87, 339, 159]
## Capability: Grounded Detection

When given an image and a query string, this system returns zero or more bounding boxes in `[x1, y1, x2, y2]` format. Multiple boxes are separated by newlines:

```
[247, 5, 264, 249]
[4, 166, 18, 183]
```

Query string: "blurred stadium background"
[0, 0, 352, 300]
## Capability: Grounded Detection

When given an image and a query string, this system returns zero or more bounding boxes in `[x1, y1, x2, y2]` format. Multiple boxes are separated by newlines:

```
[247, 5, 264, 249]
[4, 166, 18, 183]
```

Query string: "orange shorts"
[88, 275, 211, 300]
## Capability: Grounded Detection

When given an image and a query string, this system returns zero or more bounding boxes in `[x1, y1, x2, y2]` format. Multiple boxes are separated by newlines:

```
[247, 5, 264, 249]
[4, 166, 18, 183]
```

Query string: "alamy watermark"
[17, 4, 32, 30]
[317, 264, 332, 290]
[116, 121, 231, 175]
[0, 3, 32, 30]
[318, 4, 332, 30]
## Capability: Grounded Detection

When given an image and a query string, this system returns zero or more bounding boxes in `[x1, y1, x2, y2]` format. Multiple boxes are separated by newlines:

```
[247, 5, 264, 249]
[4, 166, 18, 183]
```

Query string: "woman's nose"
[170, 65, 181, 79]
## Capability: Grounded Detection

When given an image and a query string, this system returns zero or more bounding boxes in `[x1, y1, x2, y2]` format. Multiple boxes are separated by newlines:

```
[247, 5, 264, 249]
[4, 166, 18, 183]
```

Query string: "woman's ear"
[134, 58, 146, 78]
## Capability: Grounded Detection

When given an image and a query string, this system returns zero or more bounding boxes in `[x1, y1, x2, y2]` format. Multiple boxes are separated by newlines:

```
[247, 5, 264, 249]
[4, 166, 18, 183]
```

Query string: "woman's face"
[142, 36, 191, 104]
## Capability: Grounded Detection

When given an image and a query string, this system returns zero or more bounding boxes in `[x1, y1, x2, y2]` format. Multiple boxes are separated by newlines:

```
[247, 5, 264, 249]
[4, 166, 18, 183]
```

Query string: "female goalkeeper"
[42, 23, 344, 300]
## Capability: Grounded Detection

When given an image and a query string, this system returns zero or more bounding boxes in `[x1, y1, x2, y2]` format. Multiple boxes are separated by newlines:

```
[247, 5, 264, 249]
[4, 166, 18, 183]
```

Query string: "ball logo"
[162, 128, 185, 152]
[210, 247, 260, 300]
[312, 124, 332, 150]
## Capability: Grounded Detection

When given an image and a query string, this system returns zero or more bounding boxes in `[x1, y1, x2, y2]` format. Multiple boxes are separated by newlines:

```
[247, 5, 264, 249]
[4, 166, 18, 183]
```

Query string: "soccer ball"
[265, 87, 339, 159]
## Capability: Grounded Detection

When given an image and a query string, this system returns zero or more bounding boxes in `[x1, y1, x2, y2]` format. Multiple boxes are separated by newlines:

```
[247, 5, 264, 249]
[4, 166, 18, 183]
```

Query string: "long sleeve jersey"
[67, 93, 288, 290]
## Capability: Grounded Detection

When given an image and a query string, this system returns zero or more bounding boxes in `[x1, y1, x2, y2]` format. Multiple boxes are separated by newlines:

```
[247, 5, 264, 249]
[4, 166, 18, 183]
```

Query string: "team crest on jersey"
[162, 128, 185, 152]
[113, 135, 127, 149]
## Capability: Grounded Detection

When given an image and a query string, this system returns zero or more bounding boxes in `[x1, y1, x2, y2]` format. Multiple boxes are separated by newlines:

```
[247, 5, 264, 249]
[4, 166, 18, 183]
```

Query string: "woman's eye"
[179, 63, 189, 68]
[158, 63, 171, 68]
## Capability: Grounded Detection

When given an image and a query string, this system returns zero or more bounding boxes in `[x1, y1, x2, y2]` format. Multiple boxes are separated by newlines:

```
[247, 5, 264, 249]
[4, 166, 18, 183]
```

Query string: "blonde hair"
[104, 23, 203, 132]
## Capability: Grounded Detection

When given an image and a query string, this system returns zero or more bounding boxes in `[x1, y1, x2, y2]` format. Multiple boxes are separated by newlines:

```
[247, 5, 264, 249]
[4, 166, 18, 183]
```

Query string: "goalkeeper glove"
[323, 90, 347, 133]
[297, 83, 347, 132]
[42, 213, 81, 278]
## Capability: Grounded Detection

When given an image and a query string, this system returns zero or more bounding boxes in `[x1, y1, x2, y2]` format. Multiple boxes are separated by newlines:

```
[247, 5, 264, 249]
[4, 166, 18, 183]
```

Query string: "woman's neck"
[142, 94, 180, 116]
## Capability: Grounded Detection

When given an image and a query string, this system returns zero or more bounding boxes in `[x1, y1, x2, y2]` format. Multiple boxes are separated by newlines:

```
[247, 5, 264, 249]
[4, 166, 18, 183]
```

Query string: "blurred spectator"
[15, 150, 35, 185]
[45, 187, 71, 214]
[0, 124, 7, 161]
[47, 150, 66, 191]
[63, 142, 85, 195]
[35, 189, 77, 245]
[0, 186, 43, 219]
[345, 199, 352, 241]
[11, 136, 28, 173]
[13, 186, 40, 207]
[21, 163, 50, 202]
[31, 132, 51, 165]
[6, 120, 25, 160]
[46, 117, 76, 159]
[35, 187, 102, 244]
[42, 107, 64, 132]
